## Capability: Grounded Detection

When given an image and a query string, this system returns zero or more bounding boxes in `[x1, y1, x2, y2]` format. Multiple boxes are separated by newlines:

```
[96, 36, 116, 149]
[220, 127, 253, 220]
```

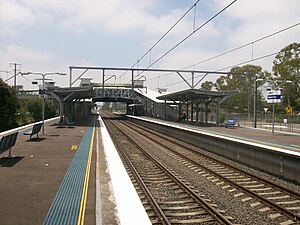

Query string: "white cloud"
[6, 0, 157, 34]
[0, 45, 70, 88]
[0, 45, 54, 66]
[149, 1, 300, 91]
[213, 0, 300, 46]
[0, 0, 36, 35]
[1, 0, 299, 92]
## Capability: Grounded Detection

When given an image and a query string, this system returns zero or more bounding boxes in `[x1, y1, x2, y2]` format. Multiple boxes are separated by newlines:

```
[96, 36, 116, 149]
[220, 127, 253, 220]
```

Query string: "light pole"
[22, 72, 66, 135]
[253, 78, 264, 128]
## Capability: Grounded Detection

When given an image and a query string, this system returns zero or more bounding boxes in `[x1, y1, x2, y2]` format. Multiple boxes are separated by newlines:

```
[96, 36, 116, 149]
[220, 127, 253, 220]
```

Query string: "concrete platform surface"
[0, 115, 151, 225]
[0, 118, 98, 225]
[133, 116, 300, 155]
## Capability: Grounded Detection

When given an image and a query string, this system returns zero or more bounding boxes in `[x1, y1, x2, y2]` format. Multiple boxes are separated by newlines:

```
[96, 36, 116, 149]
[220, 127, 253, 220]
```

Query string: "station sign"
[267, 90, 282, 103]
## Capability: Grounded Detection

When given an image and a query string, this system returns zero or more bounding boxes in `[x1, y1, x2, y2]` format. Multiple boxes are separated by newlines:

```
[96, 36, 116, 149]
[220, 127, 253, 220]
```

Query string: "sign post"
[267, 90, 282, 134]
[263, 107, 268, 121]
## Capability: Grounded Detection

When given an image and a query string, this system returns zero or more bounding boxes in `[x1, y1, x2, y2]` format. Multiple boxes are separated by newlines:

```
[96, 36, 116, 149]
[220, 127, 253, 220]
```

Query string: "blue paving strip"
[43, 118, 94, 225]
[19, 128, 31, 134]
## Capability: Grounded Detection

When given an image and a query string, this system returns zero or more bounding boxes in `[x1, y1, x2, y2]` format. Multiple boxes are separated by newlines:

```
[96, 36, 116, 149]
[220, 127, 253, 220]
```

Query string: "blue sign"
[267, 95, 281, 100]
[267, 90, 282, 103]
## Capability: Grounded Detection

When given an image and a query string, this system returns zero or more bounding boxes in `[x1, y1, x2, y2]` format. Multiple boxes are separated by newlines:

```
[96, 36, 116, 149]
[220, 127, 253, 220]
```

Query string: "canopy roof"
[47, 86, 93, 101]
[156, 88, 239, 102]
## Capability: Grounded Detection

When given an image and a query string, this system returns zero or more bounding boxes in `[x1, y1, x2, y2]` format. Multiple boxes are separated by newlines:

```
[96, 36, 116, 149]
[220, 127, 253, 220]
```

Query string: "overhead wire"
[145, 21, 300, 82]
[123, 0, 237, 86]
[159, 51, 278, 89]
[118, 0, 202, 80]
[0, 69, 9, 73]
[138, 0, 237, 75]
[185, 21, 300, 69]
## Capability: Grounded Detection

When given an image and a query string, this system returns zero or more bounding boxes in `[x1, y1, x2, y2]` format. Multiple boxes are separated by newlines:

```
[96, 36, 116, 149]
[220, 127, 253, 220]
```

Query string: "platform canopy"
[156, 88, 238, 102]
[47, 86, 93, 101]
[156, 88, 239, 127]
[47, 86, 94, 122]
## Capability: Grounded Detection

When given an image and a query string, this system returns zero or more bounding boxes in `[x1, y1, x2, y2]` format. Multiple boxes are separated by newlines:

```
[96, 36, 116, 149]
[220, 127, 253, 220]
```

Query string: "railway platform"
[129, 116, 300, 155]
[1, 113, 299, 224]
[0, 115, 150, 225]
[127, 115, 300, 183]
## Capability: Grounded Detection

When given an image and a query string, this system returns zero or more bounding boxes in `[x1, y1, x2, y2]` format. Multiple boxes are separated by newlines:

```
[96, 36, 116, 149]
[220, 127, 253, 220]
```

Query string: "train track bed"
[104, 119, 233, 224]
[100, 112, 300, 224]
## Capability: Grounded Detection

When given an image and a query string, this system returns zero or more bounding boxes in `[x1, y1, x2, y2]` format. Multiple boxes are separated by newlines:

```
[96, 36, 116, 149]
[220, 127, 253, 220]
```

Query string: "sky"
[0, 0, 299, 92]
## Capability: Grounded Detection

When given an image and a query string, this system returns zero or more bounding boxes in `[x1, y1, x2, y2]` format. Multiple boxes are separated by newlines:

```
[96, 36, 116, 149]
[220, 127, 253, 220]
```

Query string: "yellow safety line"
[77, 120, 95, 225]
[71, 145, 78, 150]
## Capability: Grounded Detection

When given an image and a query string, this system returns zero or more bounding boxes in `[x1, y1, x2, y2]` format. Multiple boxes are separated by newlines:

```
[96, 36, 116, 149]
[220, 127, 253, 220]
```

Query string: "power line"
[0, 69, 8, 73]
[185, 21, 300, 69]
[136, 0, 202, 67]
[160, 51, 278, 88]
[146, 22, 300, 82]
[139, 0, 237, 75]
[118, 0, 202, 79]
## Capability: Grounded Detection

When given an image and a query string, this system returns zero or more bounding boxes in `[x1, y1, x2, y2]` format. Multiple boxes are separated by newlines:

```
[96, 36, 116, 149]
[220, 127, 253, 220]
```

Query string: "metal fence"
[225, 112, 300, 134]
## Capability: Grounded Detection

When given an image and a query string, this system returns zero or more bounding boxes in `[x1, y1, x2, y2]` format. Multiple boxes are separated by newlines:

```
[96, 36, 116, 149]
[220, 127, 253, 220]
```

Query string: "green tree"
[0, 79, 19, 131]
[45, 100, 56, 119]
[200, 81, 214, 90]
[214, 65, 268, 114]
[272, 42, 300, 109]
[25, 97, 56, 121]
[26, 97, 42, 120]
[214, 76, 227, 91]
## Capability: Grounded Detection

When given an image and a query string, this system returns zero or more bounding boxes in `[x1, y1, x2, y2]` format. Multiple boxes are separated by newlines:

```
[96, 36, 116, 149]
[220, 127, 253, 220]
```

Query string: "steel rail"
[107, 119, 233, 225]
[127, 120, 300, 199]
[104, 119, 171, 225]
[124, 120, 300, 222]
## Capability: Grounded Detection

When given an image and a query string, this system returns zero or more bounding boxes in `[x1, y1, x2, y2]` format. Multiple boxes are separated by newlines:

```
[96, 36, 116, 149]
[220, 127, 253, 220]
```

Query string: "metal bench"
[225, 118, 237, 128]
[24, 122, 43, 140]
[0, 132, 19, 158]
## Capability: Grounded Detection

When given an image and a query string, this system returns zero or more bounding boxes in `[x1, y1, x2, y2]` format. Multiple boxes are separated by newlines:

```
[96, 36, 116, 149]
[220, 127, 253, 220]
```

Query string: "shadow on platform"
[0, 156, 24, 167]
[26, 137, 46, 142]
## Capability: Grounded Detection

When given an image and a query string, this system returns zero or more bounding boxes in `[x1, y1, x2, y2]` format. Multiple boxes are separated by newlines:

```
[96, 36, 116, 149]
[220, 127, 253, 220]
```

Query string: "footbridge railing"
[93, 88, 134, 101]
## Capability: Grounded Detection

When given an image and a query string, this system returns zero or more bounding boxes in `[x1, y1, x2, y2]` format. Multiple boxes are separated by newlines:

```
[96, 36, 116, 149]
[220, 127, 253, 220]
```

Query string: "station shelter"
[156, 88, 238, 127]
[47, 86, 94, 124]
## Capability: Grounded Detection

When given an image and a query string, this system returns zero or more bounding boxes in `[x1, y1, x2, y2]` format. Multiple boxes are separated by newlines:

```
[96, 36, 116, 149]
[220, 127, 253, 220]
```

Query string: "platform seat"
[24, 122, 43, 140]
[0, 132, 19, 158]
[225, 118, 236, 128]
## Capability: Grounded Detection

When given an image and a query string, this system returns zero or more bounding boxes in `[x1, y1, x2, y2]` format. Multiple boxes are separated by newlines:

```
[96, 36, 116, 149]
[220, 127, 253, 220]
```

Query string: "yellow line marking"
[71, 145, 78, 150]
[77, 120, 95, 225]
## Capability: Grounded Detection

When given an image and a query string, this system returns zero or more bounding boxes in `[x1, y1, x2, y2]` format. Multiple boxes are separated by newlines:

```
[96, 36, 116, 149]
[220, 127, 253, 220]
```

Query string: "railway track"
[103, 118, 234, 225]
[120, 119, 300, 225]
[99, 111, 300, 224]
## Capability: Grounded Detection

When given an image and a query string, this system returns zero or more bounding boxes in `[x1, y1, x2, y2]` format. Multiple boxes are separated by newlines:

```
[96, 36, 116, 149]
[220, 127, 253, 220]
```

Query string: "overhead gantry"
[59, 66, 240, 125]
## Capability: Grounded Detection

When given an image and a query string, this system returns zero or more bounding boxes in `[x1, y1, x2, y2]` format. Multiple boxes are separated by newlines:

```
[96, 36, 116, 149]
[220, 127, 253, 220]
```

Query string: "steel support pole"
[42, 75, 45, 135]
[191, 72, 194, 89]
[196, 104, 199, 122]
[272, 103, 275, 134]
[131, 70, 134, 101]
[164, 100, 167, 120]
[69, 68, 72, 87]
[102, 69, 105, 96]
[14, 64, 17, 89]
[186, 101, 189, 121]
[191, 102, 194, 122]
[205, 102, 209, 125]
[254, 80, 257, 128]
